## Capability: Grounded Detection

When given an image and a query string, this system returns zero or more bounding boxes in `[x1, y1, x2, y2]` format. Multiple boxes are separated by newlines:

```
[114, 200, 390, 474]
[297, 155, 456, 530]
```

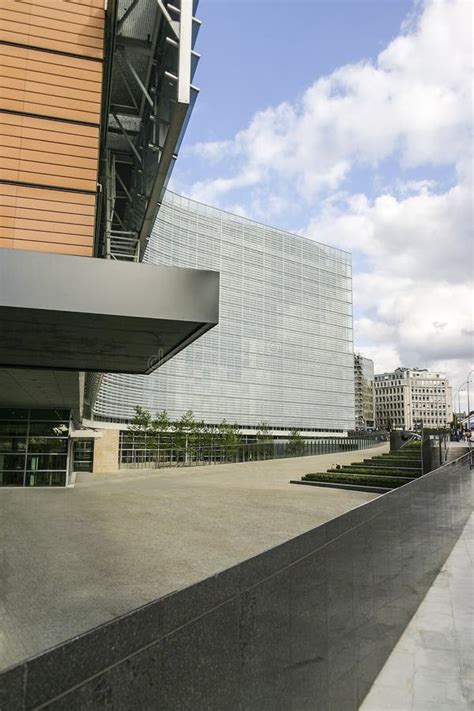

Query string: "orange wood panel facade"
[0, 183, 96, 256]
[0, 0, 105, 257]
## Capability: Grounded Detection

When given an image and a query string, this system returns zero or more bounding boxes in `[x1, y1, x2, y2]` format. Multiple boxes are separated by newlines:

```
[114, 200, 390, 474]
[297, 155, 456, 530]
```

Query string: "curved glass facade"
[94, 192, 355, 432]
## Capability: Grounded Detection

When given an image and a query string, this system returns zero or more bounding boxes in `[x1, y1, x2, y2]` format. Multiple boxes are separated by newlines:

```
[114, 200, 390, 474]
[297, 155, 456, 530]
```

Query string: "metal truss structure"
[96, 0, 201, 261]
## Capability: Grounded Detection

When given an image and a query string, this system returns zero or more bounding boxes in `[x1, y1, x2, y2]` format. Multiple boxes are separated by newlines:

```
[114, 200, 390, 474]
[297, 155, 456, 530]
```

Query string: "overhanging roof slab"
[0, 250, 219, 374]
[0, 369, 83, 411]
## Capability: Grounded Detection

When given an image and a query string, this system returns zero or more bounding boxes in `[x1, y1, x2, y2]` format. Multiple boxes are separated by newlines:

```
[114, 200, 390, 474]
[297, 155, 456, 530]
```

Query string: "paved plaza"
[0, 445, 385, 671]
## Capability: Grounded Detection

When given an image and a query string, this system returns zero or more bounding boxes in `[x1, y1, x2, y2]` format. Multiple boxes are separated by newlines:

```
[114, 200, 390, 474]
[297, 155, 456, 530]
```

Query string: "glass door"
[73, 439, 94, 472]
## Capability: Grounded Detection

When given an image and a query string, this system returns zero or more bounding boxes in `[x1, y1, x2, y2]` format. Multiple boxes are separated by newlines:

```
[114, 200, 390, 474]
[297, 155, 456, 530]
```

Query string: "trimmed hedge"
[362, 459, 421, 468]
[380, 452, 421, 460]
[331, 468, 418, 478]
[301, 472, 407, 488]
[358, 459, 421, 469]
[298, 440, 423, 490]
[380, 455, 420, 460]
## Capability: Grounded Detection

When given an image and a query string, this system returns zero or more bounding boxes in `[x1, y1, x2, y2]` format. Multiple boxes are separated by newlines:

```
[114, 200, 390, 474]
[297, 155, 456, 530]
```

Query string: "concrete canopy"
[0, 369, 83, 411]
[0, 249, 219, 375]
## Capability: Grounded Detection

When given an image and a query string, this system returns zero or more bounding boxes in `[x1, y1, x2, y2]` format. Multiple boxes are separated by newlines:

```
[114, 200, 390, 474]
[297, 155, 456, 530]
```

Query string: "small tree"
[128, 406, 152, 448]
[385, 417, 393, 432]
[256, 420, 273, 459]
[197, 420, 213, 458]
[151, 410, 170, 450]
[217, 419, 241, 459]
[286, 428, 305, 457]
[173, 410, 196, 463]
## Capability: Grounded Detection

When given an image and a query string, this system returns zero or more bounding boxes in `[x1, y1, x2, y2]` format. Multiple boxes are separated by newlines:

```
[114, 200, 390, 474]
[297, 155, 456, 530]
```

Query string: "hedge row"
[299, 440, 423, 490]
[302, 472, 407, 488]
[331, 468, 418, 478]
[362, 459, 421, 471]
[377, 452, 420, 460]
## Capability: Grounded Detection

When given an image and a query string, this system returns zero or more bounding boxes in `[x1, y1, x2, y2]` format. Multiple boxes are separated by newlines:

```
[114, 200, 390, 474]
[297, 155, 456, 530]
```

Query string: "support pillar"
[93, 430, 120, 473]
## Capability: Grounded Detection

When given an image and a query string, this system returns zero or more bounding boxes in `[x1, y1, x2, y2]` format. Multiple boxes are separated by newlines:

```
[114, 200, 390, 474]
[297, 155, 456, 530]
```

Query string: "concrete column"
[92, 430, 119, 473]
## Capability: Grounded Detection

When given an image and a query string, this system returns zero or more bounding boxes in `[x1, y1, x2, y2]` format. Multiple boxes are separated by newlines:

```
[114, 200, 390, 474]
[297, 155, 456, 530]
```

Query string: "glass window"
[27, 454, 68, 471]
[29, 409, 70, 421]
[0, 409, 70, 487]
[27, 437, 68, 453]
[25, 471, 67, 487]
[28, 422, 69, 437]
[0, 454, 26, 470]
[0, 471, 24, 486]
[0, 409, 28, 420]
[0, 422, 28, 436]
[0, 437, 27, 453]
[73, 439, 94, 472]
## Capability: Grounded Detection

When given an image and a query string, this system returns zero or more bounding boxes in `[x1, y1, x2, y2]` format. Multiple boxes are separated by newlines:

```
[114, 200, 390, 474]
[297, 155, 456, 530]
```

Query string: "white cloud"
[307, 180, 472, 283]
[186, 0, 471, 206]
[354, 344, 402, 375]
[182, 0, 473, 395]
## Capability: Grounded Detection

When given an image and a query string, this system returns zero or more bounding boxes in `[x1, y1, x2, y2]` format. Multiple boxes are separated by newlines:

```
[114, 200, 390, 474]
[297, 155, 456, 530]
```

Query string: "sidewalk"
[360, 513, 474, 710]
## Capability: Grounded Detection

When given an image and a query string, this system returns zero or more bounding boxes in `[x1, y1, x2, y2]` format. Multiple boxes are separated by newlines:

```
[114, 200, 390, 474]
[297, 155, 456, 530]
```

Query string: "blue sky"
[171, 0, 473, 405]
[186, 0, 413, 144]
[176, 0, 416, 205]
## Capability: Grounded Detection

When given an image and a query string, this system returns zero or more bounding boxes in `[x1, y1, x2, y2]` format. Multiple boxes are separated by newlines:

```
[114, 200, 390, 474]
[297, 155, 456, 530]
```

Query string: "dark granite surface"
[1, 453, 471, 710]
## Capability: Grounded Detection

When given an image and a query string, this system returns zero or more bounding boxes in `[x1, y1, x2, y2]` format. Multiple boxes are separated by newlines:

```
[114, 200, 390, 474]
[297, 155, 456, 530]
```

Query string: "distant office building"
[94, 192, 356, 435]
[375, 368, 452, 430]
[354, 354, 375, 429]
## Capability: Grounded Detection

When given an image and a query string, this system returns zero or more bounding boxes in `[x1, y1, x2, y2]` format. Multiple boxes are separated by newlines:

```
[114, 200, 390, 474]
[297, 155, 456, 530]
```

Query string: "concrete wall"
[1, 454, 471, 710]
[92, 430, 119, 474]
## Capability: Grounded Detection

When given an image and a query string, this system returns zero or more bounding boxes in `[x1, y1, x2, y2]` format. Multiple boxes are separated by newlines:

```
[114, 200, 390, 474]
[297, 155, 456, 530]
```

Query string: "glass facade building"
[0, 409, 71, 487]
[94, 192, 355, 433]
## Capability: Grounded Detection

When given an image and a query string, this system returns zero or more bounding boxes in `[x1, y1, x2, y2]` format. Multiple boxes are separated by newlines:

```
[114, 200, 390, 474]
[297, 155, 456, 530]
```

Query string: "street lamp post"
[456, 383, 467, 430]
[466, 369, 474, 431]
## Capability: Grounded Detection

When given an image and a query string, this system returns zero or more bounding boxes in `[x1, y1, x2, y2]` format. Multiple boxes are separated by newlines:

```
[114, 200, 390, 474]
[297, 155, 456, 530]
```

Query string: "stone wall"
[92, 429, 119, 474]
[1, 455, 471, 710]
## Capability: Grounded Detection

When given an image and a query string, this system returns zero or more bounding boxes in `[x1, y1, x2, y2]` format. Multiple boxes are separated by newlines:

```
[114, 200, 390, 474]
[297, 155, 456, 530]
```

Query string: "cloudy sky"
[172, 0, 473, 410]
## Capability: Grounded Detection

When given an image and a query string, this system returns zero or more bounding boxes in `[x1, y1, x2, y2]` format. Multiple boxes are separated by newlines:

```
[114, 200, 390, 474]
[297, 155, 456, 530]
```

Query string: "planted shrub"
[361, 459, 421, 468]
[330, 468, 418, 478]
[301, 472, 407, 488]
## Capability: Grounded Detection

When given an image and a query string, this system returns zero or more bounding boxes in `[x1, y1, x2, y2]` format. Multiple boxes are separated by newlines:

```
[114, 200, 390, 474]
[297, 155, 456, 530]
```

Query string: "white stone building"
[375, 368, 452, 430]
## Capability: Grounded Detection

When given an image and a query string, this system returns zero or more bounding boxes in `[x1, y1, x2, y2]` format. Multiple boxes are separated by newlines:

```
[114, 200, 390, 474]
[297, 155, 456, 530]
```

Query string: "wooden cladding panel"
[1, 4, 104, 37]
[0, 114, 99, 192]
[0, 112, 100, 144]
[0, 91, 100, 124]
[0, 0, 105, 59]
[1, 167, 96, 192]
[0, 184, 95, 256]
[0, 0, 103, 256]
[0, 44, 102, 84]
[0, 44, 102, 123]
[0, 237, 92, 256]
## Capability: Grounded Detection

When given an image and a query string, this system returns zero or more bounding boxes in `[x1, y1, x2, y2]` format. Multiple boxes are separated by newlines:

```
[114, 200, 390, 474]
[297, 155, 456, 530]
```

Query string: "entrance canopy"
[0, 249, 219, 375]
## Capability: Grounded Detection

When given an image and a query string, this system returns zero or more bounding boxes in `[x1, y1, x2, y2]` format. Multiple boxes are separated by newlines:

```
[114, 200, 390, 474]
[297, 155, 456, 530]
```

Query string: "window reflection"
[0, 409, 70, 487]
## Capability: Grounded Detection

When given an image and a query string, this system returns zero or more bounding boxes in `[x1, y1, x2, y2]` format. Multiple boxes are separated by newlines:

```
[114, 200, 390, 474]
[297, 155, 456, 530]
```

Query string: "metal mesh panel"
[95, 192, 356, 432]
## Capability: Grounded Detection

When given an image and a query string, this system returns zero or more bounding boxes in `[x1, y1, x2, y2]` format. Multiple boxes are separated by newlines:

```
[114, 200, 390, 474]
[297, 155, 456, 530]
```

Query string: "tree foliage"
[286, 428, 305, 457]
[217, 419, 241, 451]
[256, 420, 273, 458]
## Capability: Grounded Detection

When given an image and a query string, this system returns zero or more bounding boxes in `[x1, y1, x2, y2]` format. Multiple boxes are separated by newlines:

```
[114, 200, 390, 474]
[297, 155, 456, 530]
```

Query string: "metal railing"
[119, 434, 385, 469]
